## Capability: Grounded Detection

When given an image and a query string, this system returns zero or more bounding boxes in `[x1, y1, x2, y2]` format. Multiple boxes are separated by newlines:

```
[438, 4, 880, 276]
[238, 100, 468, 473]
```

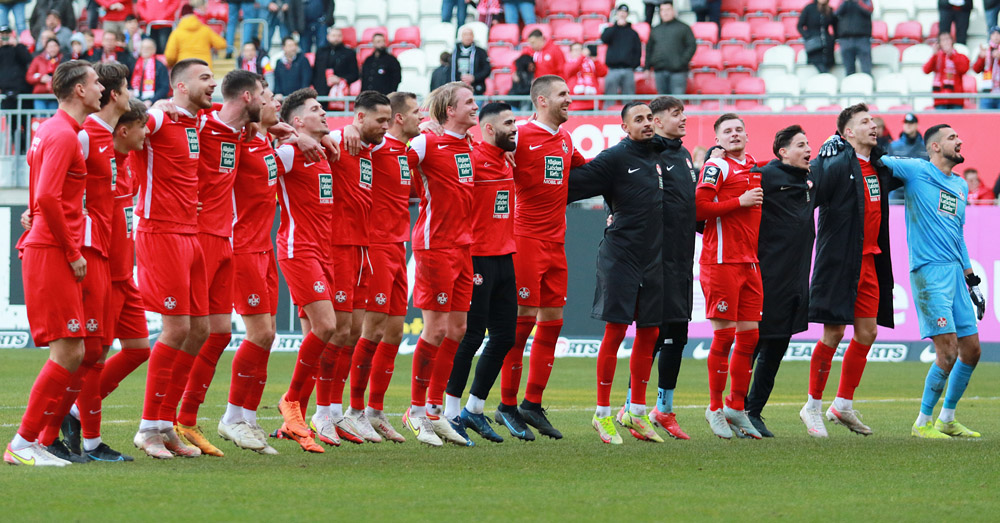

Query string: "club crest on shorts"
[717, 301, 729, 313]
[313, 281, 326, 293]
[335, 290, 348, 303]
[85, 319, 98, 332]
[163, 296, 177, 310]
[374, 293, 387, 305]
[473, 273, 484, 286]
[247, 294, 261, 307]
[67, 319, 81, 333]
[937, 317, 948, 328]
[436, 292, 449, 305]
[518, 287, 530, 299]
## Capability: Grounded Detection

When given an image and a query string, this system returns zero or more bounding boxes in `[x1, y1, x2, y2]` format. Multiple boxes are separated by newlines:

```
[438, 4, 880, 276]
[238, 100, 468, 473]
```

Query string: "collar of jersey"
[443, 129, 466, 139]
[87, 113, 114, 133]
[529, 119, 558, 135]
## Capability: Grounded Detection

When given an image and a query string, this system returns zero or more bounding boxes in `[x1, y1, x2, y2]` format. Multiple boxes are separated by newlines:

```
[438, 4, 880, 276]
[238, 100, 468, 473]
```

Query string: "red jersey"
[110, 150, 138, 281]
[19, 109, 87, 263]
[512, 120, 586, 243]
[233, 132, 278, 254]
[275, 142, 333, 260]
[411, 131, 475, 250]
[858, 156, 881, 255]
[79, 114, 117, 258]
[369, 132, 413, 244]
[328, 129, 374, 246]
[134, 106, 202, 234]
[197, 110, 243, 238]
[696, 154, 761, 265]
[471, 141, 516, 257]
[528, 41, 566, 78]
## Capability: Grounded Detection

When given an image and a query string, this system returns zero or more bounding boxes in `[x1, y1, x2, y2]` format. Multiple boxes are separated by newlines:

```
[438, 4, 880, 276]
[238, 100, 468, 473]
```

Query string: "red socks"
[39, 363, 87, 446]
[500, 316, 535, 406]
[286, 331, 326, 403]
[314, 344, 338, 408]
[329, 343, 355, 406]
[17, 359, 72, 443]
[100, 347, 150, 398]
[596, 323, 628, 407]
[410, 337, 437, 407]
[808, 341, 837, 399]
[227, 339, 268, 408]
[77, 362, 105, 440]
[629, 326, 659, 407]
[837, 339, 871, 400]
[350, 338, 378, 411]
[427, 337, 459, 407]
[177, 332, 230, 426]
[367, 341, 398, 411]
[725, 329, 758, 411]
[142, 341, 179, 421]
[244, 346, 271, 412]
[159, 350, 195, 423]
[525, 319, 562, 404]
[707, 327, 736, 411]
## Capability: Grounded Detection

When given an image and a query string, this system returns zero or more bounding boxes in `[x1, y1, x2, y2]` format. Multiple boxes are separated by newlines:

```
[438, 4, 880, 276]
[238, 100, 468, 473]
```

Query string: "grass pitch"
[0, 349, 997, 521]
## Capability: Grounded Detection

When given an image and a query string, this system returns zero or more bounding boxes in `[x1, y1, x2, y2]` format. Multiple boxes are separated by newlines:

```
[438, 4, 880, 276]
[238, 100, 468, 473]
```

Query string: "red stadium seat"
[777, 0, 809, 18]
[553, 22, 584, 45]
[734, 76, 765, 94]
[521, 23, 552, 41]
[745, 0, 778, 18]
[341, 27, 358, 48]
[963, 75, 977, 108]
[721, 21, 751, 44]
[691, 75, 731, 95]
[892, 21, 923, 44]
[391, 26, 421, 48]
[753, 21, 786, 44]
[361, 26, 388, 45]
[582, 18, 605, 43]
[690, 48, 724, 71]
[493, 71, 514, 95]
[349, 80, 361, 96]
[305, 52, 315, 66]
[489, 47, 521, 71]
[546, 0, 580, 20]
[633, 22, 651, 43]
[784, 104, 808, 111]
[700, 100, 722, 111]
[635, 71, 658, 95]
[782, 17, 801, 41]
[871, 20, 889, 43]
[888, 104, 914, 111]
[754, 43, 777, 62]
[721, 0, 746, 19]
[693, 22, 720, 45]
[723, 47, 758, 71]
[580, 0, 611, 20]
[816, 104, 843, 112]
[357, 47, 374, 64]
[489, 24, 520, 48]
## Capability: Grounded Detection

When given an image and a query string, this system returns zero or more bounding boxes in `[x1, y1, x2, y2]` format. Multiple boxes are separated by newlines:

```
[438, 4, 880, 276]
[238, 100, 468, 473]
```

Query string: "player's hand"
[606, 213, 614, 226]
[242, 121, 260, 142]
[419, 120, 445, 136]
[269, 122, 296, 141]
[296, 133, 327, 162]
[504, 150, 516, 167]
[151, 98, 180, 121]
[342, 124, 362, 156]
[321, 133, 340, 163]
[818, 132, 845, 158]
[709, 146, 725, 159]
[20, 209, 31, 230]
[967, 273, 986, 320]
[69, 255, 87, 281]
[739, 187, 764, 207]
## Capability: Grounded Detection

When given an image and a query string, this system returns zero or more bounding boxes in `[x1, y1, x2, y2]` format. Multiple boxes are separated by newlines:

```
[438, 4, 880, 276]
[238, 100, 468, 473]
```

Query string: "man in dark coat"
[360, 33, 401, 95]
[802, 103, 899, 438]
[312, 26, 359, 97]
[447, 28, 491, 95]
[566, 102, 666, 445]
[744, 125, 815, 437]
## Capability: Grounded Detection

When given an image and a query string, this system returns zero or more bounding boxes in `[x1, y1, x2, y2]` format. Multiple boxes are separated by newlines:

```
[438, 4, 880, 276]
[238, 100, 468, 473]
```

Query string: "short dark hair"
[94, 61, 130, 108]
[620, 101, 646, 120]
[773, 124, 805, 159]
[528, 29, 544, 39]
[529, 75, 565, 108]
[372, 32, 386, 41]
[282, 36, 296, 46]
[836, 103, 869, 134]
[649, 95, 683, 115]
[46, 10, 61, 20]
[355, 90, 391, 112]
[125, 14, 137, 22]
[117, 98, 149, 129]
[221, 69, 263, 101]
[244, 39, 259, 50]
[388, 91, 417, 117]
[479, 101, 512, 121]
[170, 58, 209, 87]
[43, 37, 60, 50]
[713, 112, 743, 133]
[964, 167, 979, 177]
[924, 123, 952, 145]
[51, 60, 93, 101]
[439, 51, 451, 64]
[281, 87, 318, 123]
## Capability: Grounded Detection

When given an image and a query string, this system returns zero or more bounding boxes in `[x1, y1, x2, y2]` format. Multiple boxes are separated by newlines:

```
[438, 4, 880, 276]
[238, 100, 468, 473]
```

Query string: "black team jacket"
[653, 134, 697, 324]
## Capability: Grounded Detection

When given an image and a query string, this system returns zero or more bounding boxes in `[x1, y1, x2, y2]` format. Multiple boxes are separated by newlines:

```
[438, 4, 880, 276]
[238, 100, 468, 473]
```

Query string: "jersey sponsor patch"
[185, 128, 200, 158]
[110, 156, 117, 189]
[702, 165, 721, 186]
[264, 154, 278, 186]
[864, 174, 880, 201]
[938, 190, 958, 216]
[544, 156, 564, 184]
[220, 142, 237, 171]
[359, 157, 373, 188]
[318, 173, 334, 204]
[455, 153, 473, 181]
[397, 155, 411, 185]
[494, 190, 510, 218]
[124, 205, 134, 238]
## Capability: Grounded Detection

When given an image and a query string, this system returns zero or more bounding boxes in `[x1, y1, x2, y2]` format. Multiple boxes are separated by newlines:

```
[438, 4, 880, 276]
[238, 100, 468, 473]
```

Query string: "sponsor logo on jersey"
[247, 294, 261, 307]
[220, 142, 237, 171]
[67, 319, 81, 333]
[544, 156, 564, 184]
[163, 296, 177, 310]
[124, 206, 134, 238]
[85, 319, 98, 332]
[437, 292, 449, 305]
[335, 290, 348, 303]
[264, 154, 278, 186]
[472, 273, 484, 286]
[494, 190, 510, 218]
[398, 156, 411, 185]
[864, 174, 880, 201]
[110, 156, 117, 189]
[702, 165, 721, 186]
[185, 128, 200, 158]
[374, 293, 387, 305]
[318, 173, 334, 203]
[455, 153, 473, 181]
[359, 157, 373, 188]
[938, 190, 958, 216]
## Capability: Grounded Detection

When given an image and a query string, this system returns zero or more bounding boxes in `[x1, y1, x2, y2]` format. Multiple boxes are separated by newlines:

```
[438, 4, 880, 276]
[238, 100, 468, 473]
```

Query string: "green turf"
[0, 349, 997, 521]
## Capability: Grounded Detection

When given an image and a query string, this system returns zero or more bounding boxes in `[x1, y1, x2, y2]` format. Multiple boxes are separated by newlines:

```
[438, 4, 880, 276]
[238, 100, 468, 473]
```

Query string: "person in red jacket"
[924, 31, 970, 109]
[565, 43, 608, 111]
[97, 0, 134, 34]
[524, 29, 565, 79]
[26, 38, 62, 110]
[135, 0, 184, 53]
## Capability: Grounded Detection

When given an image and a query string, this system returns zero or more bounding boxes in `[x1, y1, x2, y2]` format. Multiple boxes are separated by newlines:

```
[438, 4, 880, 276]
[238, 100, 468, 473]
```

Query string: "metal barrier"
[241, 17, 269, 50]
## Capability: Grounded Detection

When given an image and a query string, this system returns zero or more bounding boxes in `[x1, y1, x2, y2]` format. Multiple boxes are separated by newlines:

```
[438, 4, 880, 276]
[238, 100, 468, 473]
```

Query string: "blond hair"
[424, 81, 470, 125]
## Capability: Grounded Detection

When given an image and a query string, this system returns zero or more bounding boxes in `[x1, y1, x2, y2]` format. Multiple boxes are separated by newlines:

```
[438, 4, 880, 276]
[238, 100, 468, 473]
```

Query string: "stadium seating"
[361, 26, 388, 46]
[871, 44, 901, 72]
[633, 22, 651, 43]
[802, 72, 838, 111]
[876, 72, 910, 108]
[386, 0, 419, 27]
[723, 47, 758, 73]
[690, 48, 724, 72]
[391, 26, 421, 49]
[733, 76, 766, 109]
[752, 20, 785, 44]
[397, 48, 427, 76]
[355, 0, 388, 33]
[777, 0, 808, 18]
[582, 19, 605, 43]
[340, 27, 359, 48]
[840, 73, 874, 105]
[760, 45, 795, 74]
[547, 0, 581, 20]
[692, 22, 720, 46]
[871, 20, 889, 44]
[488, 24, 520, 48]
[721, 0, 745, 20]
[580, 0, 611, 20]
[892, 21, 924, 46]
[781, 17, 801, 42]
[521, 24, 552, 41]
[553, 22, 584, 45]
[420, 21, 457, 47]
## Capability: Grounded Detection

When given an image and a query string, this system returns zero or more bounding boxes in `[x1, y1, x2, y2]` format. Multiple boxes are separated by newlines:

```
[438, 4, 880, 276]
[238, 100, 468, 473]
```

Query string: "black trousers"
[940, 8, 971, 45]
[446, 254, 518, 401]
[745, 336, 791, 417]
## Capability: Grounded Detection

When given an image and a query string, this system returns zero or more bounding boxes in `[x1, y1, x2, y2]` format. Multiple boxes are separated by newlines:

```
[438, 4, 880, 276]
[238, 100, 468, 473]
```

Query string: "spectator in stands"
[132, 37, 169, 105]
[601, 5, 640, 104]
[123, 14, 142, 55]
[97, 0, 134, 34]
[263, 0, 293, 52]
[165, 4, 227, 67]
[939, 0, 972, 45]
[691, 145, 707, 172]
[313, 28, 358, 104]
[0, 0, 28, 35]
[86, 0, 100, 30]
[642, 0, 666, 25]
[874, 116, 892, 150]
[442, 0, 471, 28]
[237, 39, 269, 73]
[431, 51, 451, 91]
[0, 25, 31, 109]
[25, 38, 61, 110]
[29, 0, 75, 40]
[502, 0, 536, 25]
[693, 0, 721, 29]
[565, 43, 607, 110]
[69, 33, 85, 58]
[299, 0, 333, 54]
[135, 0, 184, 54]
[360, 33, 401, 95]
[274, 36, 312, 96]
[35, 28, 55, 54]
[92, 29, 136, 71]
[509, 53, 534, 110]
[645, 1, 695, 95]
[973, 26, 1000, 110]
[835, 0, 872, 77]
[526, 28, 565, 78]
[225, 0, 260, 59]
[448, 27, 491, 95]
[798, 0, 836, 74]
[925, 31, 970, 110]
[888, 113, 929, 160]
[477, 0, 503, 26]
[44, 11, 73, 55]
[964, 168, 994, 204]
[80, 29, 98, 59]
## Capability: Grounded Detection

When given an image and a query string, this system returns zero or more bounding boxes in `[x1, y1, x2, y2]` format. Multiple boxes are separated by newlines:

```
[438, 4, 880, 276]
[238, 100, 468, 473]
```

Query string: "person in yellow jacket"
[165, 5, 226, 68]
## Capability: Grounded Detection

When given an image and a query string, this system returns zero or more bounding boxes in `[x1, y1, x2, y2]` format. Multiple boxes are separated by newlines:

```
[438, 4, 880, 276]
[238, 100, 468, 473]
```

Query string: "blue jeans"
[0, 2, 27, 33]
[263, 11, 289, 52]
[34, 98, 57, 112]
[442, 0, 468, 26]
[839, 36, 872, 76]
[226, 2, 261, 54]
[298, 19, 324, 53]
[981, 94, 1000, 110]
[986, 7, 999, 33]
[503, 1, 536, 25]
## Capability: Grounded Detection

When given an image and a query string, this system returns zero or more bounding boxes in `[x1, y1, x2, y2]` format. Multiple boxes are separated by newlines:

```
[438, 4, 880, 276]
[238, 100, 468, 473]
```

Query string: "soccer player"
[273, 87, 339, 454]
[499, 75, 586, 440]
[695, 113, 764, 440]
[401, 81, 479, 447]
[744, 125, 815, 438]
[802, 103, 896, 438]
[566, 102, 668, 444]
[221, 84, 283, 455]
[880, 125, 984, 439]
[4, 61, 103, 467]
[175, 69, 265, 457]
[132, 58, 217, 459]
[441, 101, 518, 444]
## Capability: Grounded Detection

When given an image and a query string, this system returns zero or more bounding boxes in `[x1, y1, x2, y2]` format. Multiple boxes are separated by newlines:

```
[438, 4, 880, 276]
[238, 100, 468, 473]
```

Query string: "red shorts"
[367, 242, 408, 316]
[110, 277, 150, 340]
[22, 246, 85, 346]
[413, 246, 473, 312]
[200, 233, 234, 315]
[330, 245, 371, 312]
[700, 262, 763, 322]
[234, 250, 280, 316]
[80, 247, 112, 344]
[136, 231, 208, 316]
[279, 256, 333, 307]
[854, 254, 879, 318]
[512, 235, 567, 308]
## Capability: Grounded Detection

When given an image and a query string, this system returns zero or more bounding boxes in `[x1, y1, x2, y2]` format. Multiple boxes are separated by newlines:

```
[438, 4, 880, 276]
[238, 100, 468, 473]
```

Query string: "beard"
[247, 105, 261, 123]
[945, 151, 964, 165]
[495, 129, 517, 152]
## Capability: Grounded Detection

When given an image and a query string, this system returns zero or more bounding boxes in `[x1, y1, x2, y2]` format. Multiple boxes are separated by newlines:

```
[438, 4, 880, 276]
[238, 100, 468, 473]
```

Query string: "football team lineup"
[4, 58, 990, 470]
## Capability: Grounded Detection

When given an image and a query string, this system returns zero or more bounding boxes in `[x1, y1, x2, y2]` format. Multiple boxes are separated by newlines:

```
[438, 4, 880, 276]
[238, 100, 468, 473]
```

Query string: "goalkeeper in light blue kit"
[881, 124, 985, 439]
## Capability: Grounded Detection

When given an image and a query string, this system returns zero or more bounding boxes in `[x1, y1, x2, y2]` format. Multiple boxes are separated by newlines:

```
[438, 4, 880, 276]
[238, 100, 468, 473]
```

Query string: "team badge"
[163, 296, 177, 310]
[248, 294, 261, 307]
[717, 301, 729, 313]
[313, 281, 326, 293]
[656, 164, 662, 175]
[518, 287, 530, 299]
[85, 319, 98, 332]
[686, 158, 697, 182]
[67, 319, 81, 333]
[473, 273, 484, 286]
[702, 165, 721, 186]
[436, 293, 449, 305]
[374, 293, 387, 305]
[562, 140, 569, 154]
[335, 290, 348, 303]
[937, 317, 948, 328]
